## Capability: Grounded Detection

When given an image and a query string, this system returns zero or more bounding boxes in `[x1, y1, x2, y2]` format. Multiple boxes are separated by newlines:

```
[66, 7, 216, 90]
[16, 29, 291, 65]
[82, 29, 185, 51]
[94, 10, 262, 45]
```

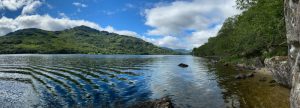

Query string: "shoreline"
[255, 67, 272, 75]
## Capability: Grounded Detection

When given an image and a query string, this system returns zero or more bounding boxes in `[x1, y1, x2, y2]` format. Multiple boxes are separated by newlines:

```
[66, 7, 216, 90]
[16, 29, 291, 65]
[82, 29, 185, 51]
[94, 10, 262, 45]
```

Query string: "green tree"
[193, 0, 287, 64]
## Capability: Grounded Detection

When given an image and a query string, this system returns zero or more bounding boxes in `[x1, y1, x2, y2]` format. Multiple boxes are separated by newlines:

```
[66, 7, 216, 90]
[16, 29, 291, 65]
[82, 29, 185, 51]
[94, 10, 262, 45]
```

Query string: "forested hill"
[0, 26, 178, 54]
[192, 0, 287, 64]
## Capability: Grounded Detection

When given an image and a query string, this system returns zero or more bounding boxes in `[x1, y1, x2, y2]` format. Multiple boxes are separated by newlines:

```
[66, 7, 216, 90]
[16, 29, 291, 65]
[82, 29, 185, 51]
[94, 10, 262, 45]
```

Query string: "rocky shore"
[216, 59, 286, 84]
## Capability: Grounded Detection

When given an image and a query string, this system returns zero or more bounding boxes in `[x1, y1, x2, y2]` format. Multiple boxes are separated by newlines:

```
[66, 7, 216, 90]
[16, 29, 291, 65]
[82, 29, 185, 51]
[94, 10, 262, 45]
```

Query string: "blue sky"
[0, 0, 239, 49]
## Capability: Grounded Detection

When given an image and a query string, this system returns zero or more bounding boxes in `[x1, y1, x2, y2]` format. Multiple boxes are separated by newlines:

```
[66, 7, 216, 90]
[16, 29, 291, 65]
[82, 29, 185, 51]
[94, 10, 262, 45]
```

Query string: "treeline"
[192, 0, 287, 64]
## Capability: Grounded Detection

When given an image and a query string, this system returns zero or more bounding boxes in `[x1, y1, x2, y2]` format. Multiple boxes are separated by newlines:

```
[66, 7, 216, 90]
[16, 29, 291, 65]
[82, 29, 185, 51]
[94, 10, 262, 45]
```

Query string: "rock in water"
[129, 97, 173, 108]
[269, 80, 276, 84]
[235, 74, 246, 79]
[178, 63, 188, 68]
[235, 64, 256, 70]
[223, 63, 229, 66]
[253, 57, 265, 68]
[264, 56, 291, 87]
[285, 0, 300, 107]
[246, 73, 254, 78]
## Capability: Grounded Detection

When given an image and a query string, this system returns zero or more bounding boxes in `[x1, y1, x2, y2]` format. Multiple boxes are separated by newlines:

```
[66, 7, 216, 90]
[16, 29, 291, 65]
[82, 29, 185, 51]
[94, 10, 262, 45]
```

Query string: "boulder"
[264, 56, 291, 87]
[178, 63, 188, 68]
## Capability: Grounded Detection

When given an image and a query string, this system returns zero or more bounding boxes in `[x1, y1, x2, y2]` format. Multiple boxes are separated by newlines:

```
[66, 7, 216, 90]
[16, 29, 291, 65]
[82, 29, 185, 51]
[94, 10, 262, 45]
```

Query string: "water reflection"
[0, 54, 290, 108]
[147, 56, 226, 108]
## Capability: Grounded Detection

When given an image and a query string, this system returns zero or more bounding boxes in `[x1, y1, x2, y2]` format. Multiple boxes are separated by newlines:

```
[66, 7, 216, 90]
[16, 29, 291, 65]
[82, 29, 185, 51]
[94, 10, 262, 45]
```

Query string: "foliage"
[0, 26, 178, 55]
[192, 0, 287, 63]
[236, 0, 258, 10]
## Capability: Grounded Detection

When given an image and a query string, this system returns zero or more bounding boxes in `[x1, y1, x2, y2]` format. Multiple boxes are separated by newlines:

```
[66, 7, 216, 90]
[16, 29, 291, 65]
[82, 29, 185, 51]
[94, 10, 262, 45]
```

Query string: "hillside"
[192, 0, 287, 64]
[0, 26, 178, 54]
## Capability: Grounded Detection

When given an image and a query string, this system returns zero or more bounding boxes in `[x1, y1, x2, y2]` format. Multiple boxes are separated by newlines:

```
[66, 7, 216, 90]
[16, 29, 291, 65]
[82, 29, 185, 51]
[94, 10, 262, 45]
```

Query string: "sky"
[0, 0, 240, 50]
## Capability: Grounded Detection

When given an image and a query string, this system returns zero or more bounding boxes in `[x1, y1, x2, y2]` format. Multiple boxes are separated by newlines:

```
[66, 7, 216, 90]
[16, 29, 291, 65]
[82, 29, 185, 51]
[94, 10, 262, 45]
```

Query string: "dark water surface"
[0, 54, 289, 108]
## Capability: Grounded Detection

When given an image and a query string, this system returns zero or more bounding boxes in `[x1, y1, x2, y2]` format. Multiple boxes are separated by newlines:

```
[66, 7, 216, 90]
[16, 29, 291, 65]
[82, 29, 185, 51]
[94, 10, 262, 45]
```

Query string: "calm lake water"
[0, 54, 290, 108]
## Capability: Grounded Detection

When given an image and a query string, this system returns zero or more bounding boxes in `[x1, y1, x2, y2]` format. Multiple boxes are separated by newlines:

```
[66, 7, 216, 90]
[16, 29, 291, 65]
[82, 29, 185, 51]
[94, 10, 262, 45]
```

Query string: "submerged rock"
[235, 64, 256, 70]
[211, 60, 218, 64]
[259, 77, 267, 82]
[223, 63, 229, 67]
[235, 73, 255, 80]
[246, 73, 254, 78]
[129, 97, 173, 108]
[178, 63, 188, 68]
[269, 80, 276, 84]
[264, 56, 291, 87]
[235, 74, 246, 79]
[253, 57, 265, 68]
[269, 84, 277, 87]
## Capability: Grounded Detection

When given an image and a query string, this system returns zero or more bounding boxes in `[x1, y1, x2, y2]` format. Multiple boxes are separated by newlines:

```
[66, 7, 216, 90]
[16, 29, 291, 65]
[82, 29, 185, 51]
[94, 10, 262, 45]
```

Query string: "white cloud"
[0, 0, 42, 14]
[72, 2, 87, 12]
[142, 24, 223, 49]
[0, 0, 28, 11]
[0, 15, 101, 36]
[142, 25, 221, 49]
[143, 0, 240, 49]
[141, 36, 187, 49]
[187, 25, 222, 48]
[21, 0, 42, 15]
[58, 12, 68, 18]
[144, 24, 222, 50]
[0, 0, 42, 15]
[72, 2, 87, 8]
[152, 36, 180, 49]
[145, 0, 239, 36]
[102, 26, 139, 36]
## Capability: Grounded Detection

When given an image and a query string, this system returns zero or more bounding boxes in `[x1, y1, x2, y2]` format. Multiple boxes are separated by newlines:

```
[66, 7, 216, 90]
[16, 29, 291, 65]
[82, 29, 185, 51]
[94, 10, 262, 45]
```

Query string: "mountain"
[173, 49, 191, 55]
[172, 49, 192, 55]
[0, 26, 178, 54]
[160, 47, 190, 55]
